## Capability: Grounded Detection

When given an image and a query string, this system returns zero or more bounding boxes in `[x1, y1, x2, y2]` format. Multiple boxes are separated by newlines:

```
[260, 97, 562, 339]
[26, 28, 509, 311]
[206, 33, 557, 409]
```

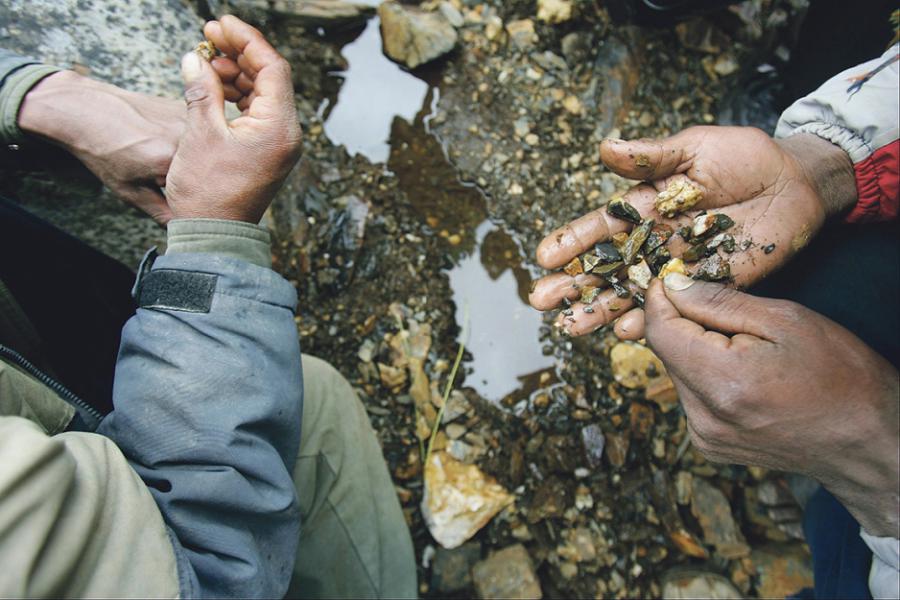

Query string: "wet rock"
[431, 541, 482, 593]
[560, 31, 594, 66]
[422, 451, 514, 549]
[544, 434, 579, 473]
[629, 402, 654, 438]
[557, 527, 597, 563]
[588, 29, 643, 135]
[537, 0, 573, 24]
[527, 477, 570, 523]
[505, 19, 538, 52]
[442, 390, 472, 423]
[224, 0, 375, 29]
[610, 343, 677, 413]
[690, 477, 750, 559]
[649, 470, 709, 559]
[605, 431, 630, 468]
[751, 544, 814, 599]
[438, 1, 464, 29]
[378, 362, 408, 390]
[674, 471, 693, 505]
[674, 18, 732, 54]
[378, 1, 458, 69]
[580, 424, 606, 469]
[661, 570, 742, 599]
[472, 544, 542, 600]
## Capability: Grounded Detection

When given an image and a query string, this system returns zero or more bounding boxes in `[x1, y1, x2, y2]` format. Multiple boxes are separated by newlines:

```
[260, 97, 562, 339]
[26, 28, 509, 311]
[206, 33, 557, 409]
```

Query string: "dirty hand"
[164, 15, 301, 223]
[17, 70, 186, 224]
[645, 273, 899, 538]
[528, 126, 857, 339]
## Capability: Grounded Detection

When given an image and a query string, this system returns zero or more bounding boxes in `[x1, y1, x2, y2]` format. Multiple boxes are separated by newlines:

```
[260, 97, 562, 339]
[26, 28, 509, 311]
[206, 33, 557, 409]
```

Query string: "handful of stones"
[563, 181, 737, 308]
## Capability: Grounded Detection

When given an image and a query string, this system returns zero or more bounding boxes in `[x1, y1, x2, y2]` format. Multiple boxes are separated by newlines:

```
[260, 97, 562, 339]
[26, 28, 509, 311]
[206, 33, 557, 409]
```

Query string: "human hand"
[163, 15, 302, 223]
[17, 70, 186, 224]
[528, 126, 857, 339]
[644, 273, 899, 537]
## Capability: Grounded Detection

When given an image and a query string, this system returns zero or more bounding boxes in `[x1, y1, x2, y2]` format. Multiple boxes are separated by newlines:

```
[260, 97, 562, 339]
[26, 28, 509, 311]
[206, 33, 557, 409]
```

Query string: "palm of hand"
[529, 126, 826, 337]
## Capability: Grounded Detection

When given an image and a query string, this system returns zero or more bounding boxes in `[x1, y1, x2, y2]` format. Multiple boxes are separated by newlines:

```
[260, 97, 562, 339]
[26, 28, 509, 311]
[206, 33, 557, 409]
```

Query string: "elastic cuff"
[846, 139, 900, 224]
[779, 122, 871, 164]
[0, 64, 61, 144]
[166, 218, 272, 269]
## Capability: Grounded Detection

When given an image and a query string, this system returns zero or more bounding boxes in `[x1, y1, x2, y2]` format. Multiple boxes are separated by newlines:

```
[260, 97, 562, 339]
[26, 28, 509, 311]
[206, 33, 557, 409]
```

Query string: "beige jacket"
[0, 359, 179, 597]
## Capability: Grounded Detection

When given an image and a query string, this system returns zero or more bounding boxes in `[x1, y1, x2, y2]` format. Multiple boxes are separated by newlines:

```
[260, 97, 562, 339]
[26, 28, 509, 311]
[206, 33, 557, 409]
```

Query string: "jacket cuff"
[0, 63, 61, 145]
[166, 218, 272, 269]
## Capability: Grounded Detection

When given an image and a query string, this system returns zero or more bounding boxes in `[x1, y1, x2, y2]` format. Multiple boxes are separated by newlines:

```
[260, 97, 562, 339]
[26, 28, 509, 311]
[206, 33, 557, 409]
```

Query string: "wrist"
[777, 133, 857, 219]
[17, 70, 114, 150]
[820, 375, 900, 538]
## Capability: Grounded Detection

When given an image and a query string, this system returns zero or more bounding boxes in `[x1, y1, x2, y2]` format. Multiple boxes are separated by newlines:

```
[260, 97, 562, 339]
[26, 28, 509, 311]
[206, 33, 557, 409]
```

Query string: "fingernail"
[604, 137, 625, 144]
[664, 272, 695, 291]
[181, 52, 203, 82]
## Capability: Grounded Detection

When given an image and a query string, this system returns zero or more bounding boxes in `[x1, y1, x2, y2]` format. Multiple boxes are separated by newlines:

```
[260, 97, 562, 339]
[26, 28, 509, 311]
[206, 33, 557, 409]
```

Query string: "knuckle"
[770, 300, 806, 329]
[183, 84, 212, 108]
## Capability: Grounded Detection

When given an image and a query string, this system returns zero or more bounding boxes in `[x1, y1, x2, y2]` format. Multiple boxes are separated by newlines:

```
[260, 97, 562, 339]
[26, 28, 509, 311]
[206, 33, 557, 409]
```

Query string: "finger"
[237, 53, 260, 80]
[528, 272, 608, 311]
[203, 21, 238, 58]
[536, 184, 660, 269]
[659, 273, 777, 340]
[599, 128, 706, 180]
[234, 71, 255, 95]
[123, 187, 173, 225]
[613, 308, 645, 340]
[223, 84, 243, 103]
[556, 287, 636, 336]
[643, 277, 732, 379]
[210, 56, 241, 83]
[180, 51, 227, 130]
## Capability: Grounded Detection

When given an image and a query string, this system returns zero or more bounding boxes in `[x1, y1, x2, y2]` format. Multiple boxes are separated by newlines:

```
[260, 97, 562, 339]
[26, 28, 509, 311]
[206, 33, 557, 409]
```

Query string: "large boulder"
[378, 1, 457, 69]
[0, 0, 204, 266]
[216, 0, 375, 31]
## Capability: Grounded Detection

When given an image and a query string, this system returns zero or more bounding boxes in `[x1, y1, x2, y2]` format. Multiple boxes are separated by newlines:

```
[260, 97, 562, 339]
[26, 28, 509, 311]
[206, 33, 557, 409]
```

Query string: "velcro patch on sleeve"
[138, 269, 218, 313]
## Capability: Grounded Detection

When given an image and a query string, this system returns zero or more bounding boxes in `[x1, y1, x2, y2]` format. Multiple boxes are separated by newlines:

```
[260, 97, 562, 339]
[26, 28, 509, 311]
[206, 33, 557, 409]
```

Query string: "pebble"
[423, 451, 514, 549]
[472, 544, 543, 599]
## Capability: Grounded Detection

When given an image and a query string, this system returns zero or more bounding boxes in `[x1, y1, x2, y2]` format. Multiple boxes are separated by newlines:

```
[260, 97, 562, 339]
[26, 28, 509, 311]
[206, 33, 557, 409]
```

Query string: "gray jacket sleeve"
[0, 48, 60, 143]
[96, 250, 303, 599]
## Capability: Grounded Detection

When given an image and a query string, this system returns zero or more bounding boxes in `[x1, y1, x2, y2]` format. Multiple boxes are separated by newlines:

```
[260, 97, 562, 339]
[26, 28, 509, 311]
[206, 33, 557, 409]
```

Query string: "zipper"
[0, 343, 103, 430]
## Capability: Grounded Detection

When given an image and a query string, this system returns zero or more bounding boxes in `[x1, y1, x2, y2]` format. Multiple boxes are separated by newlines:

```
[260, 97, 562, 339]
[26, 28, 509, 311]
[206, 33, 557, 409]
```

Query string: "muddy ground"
[256, 1, 816, 597]
[2, 0, 819, 597]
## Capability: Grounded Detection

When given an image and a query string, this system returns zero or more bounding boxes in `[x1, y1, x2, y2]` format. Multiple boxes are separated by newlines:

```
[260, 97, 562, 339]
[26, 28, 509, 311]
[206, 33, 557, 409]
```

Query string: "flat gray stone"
[0, 0, 205, 267]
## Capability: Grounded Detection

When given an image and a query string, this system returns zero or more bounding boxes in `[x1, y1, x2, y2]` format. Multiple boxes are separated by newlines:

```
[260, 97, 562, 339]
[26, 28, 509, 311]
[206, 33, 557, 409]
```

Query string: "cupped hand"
[164, 15, 302, 223]
[643, 273, 899, 537]
[18, 70, 186, 224]
[528, 126, 856, 339]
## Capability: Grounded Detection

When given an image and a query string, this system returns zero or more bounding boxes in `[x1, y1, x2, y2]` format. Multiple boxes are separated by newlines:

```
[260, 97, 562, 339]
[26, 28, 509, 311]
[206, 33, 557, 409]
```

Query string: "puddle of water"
[449, 221, 557, 404]
[322, 16, 428, 163]
[320, 14, 559, 406]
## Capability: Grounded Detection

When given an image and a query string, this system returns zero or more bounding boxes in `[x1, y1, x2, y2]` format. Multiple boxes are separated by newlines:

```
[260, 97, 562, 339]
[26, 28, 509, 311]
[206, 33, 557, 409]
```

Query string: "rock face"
[472, 544, 542, 599]
[0, 0, 204, 266]
[219, 0, 375, 30]
[378, 1, 458, 69]
[422, 451, 514, 549]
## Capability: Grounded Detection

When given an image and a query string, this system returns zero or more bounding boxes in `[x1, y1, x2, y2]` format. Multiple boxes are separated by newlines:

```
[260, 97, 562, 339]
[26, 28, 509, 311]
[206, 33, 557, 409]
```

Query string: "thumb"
[599, 128, 703, 180]
[180, 51, 226, 131]
[659, 273, 775, 340]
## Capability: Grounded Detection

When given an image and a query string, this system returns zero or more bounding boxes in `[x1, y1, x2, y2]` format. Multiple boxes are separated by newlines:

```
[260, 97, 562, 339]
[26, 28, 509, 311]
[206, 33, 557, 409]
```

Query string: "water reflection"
[323, 16, 429, 163]
[449, 221, 557, 403]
